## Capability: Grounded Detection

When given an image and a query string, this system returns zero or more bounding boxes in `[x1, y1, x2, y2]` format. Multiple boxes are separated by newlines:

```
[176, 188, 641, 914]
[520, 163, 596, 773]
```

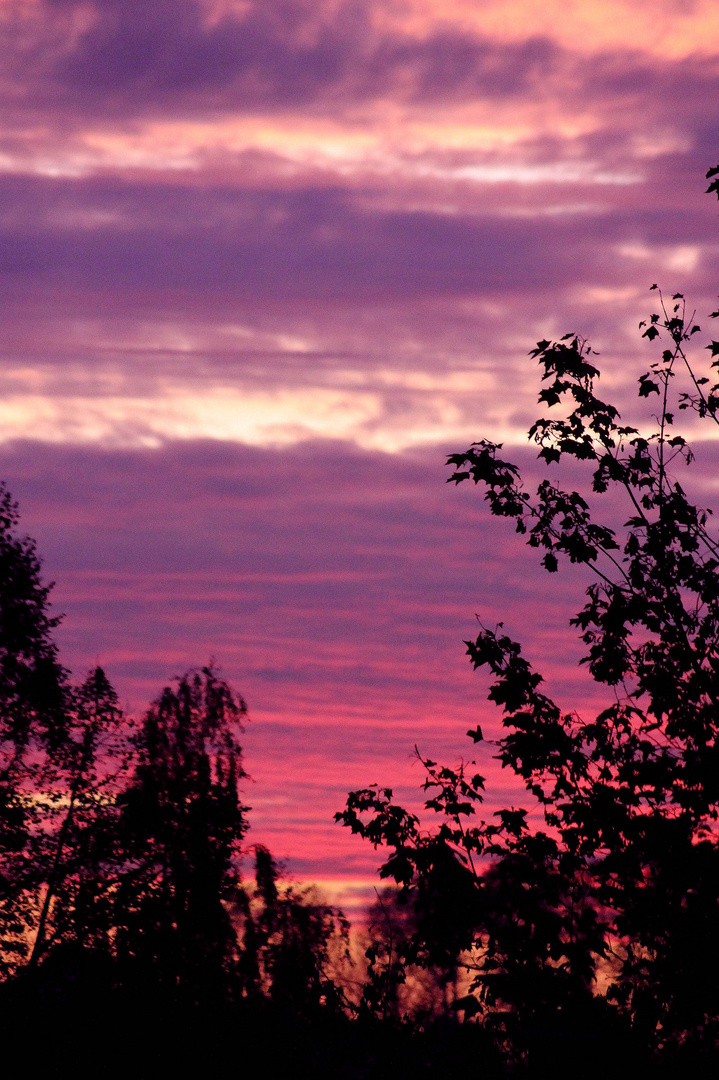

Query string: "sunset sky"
[2, 0, 719, 915]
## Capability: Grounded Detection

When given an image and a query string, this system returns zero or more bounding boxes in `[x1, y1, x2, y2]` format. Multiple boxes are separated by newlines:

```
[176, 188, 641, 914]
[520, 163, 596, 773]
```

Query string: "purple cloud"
[0, 0, 713, 132]
[0, 170, 714, 304]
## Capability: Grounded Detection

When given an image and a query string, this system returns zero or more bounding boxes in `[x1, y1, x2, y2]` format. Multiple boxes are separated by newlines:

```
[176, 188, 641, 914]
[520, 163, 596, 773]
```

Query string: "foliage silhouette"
[1, 649, 355, 1040]
[337, 164, 719, 1074]
[108, 666, 249, 1002]
[27, 666, 124, 970]
[238, 844, 352, 1015]
[0, 483, 68, 975]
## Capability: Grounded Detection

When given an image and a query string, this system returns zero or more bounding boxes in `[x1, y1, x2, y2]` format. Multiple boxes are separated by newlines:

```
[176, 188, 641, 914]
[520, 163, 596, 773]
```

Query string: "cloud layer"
[5, 434, 719, 895]
[2, 0, 719, 900]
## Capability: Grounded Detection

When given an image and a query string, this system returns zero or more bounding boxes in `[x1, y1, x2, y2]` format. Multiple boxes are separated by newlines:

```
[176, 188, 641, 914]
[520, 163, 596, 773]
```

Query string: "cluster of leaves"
[337, 167, 719, 1071]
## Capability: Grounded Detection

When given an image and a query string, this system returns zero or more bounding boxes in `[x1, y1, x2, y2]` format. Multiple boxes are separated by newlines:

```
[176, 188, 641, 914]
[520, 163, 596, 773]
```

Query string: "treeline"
[0, 501, 358, 1068]
[0, 482, 494, 1078]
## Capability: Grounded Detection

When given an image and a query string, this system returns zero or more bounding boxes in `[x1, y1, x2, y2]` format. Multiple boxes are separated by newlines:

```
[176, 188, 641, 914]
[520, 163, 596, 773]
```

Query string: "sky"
[2, 0, 719, 916]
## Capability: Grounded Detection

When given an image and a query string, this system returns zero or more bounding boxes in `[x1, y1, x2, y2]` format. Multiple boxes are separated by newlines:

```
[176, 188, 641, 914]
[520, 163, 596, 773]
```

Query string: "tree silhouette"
[0, 483, 68, 974]
[27, 667, 125, 971]
[238, 844, 351, 1015]
[110, 666, 248, 1003]
[338, 165, 719, 1072]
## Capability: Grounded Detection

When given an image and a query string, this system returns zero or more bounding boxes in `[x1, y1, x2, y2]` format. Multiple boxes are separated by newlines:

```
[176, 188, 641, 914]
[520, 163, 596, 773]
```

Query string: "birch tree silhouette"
[0, 483, 68, 974]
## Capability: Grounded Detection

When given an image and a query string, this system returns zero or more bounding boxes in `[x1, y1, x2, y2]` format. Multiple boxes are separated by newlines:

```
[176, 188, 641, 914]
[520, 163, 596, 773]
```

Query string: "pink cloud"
[3, 435, 713, 884]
